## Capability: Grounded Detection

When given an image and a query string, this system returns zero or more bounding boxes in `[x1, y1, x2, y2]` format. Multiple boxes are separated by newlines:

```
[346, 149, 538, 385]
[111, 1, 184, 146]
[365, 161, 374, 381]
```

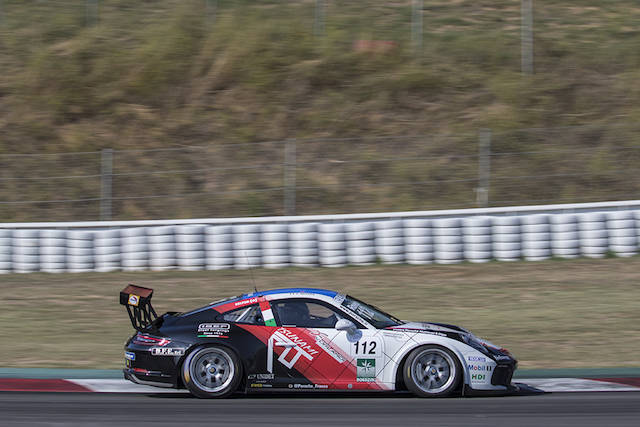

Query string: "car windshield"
[341, 295, 402, 329]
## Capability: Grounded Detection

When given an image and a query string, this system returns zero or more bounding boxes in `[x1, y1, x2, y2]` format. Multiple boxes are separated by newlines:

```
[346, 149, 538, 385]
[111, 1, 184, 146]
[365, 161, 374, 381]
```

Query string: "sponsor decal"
[290, 384, 328, 389]
[356, 358, 376, 382]
[471, 373, 487, 382]
[256, 373, 274, 380]
[467, 364, 493, 372]
[315, 335, 346, 363]
[198, 323, 230, 331]
[468, 356, 486, 362]
[354, 305, 375, 319]
[333, 294, 346, 305]
[494, 355, 512, 361]
[234, 298, 258, 308]
[293, 384, 314, 389]
[249, 383, 272, 388]
[388, 328, 446, 337]
[128, 294, 140, 307]
[198, 323, 230, 338]
[267, 328, 319, 373]
[125, 351, 136, 361]
[382, 331, 404, 339]
[151, 347, 185, 356]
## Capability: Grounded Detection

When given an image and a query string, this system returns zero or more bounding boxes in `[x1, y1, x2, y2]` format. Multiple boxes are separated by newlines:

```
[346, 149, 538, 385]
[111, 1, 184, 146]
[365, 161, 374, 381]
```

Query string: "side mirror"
[335, 318, 362, 343]
[335, 318, 356, 332]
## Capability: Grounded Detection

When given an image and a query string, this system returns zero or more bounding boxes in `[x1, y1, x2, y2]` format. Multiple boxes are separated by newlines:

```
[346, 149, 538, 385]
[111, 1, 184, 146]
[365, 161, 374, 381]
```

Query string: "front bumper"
[489, 352, 518, 386]
[463, 382, 520, 396]
[465, 354, 518, 394]
[491, 362, 516, 387]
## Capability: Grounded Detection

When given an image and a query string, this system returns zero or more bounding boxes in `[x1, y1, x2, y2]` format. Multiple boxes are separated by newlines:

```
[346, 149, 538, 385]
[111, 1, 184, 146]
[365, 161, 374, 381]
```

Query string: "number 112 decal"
[354, 340, 377, 355]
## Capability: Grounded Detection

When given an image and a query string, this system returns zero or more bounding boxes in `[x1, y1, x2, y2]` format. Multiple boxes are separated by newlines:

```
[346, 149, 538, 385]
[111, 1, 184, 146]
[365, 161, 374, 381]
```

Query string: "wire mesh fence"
[1, 124, 640, 222]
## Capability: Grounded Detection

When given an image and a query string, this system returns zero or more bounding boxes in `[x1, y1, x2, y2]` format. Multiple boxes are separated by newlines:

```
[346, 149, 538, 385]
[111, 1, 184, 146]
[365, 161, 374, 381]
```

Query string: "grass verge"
[1, 257, 639, 370]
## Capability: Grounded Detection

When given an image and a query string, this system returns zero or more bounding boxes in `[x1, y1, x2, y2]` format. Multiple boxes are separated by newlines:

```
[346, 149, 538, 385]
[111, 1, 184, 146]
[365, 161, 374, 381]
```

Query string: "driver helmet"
[281, 301, 310, 326]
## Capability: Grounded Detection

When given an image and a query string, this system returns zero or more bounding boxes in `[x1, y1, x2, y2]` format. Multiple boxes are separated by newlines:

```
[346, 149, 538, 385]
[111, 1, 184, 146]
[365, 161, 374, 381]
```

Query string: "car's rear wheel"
[403, 345, 461, 398]
[182, 346, 241, 398]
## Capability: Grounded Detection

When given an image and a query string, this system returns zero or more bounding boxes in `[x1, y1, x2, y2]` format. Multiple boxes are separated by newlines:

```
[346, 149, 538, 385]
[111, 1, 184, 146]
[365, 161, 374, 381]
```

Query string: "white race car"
[122, 286, 517, 398]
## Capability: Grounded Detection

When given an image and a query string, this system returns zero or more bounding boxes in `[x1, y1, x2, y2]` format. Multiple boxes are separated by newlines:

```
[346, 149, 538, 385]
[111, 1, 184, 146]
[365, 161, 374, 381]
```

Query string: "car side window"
[217, 304, 264, 325]
[271, 299, 347, 328]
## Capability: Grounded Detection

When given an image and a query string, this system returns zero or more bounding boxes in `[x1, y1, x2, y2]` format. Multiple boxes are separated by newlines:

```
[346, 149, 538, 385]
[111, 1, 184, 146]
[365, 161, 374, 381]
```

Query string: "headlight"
[461, 334, 490, 354]
[462, 334, 512, 357]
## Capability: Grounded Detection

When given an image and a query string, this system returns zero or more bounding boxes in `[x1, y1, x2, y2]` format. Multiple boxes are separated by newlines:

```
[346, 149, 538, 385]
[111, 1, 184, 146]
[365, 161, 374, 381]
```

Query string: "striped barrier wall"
[1, 201, 640, 272]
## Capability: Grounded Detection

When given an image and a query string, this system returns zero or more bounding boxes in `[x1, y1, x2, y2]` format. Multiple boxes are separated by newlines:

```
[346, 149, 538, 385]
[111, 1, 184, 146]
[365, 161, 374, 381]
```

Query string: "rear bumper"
[123, 340, 183, 388]
[123, 368, 176, 388]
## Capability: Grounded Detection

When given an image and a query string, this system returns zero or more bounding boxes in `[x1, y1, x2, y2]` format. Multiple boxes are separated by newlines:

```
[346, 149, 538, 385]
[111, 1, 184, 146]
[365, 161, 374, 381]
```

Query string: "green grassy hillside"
[1, 1, 639, 220]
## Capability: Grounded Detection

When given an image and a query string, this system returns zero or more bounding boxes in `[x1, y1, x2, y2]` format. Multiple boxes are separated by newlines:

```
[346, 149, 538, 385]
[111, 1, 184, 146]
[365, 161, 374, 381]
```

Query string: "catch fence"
[2, 124, 640, 221]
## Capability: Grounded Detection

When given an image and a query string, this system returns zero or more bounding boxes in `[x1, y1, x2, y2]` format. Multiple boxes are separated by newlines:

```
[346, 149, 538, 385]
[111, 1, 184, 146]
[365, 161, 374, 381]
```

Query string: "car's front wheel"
[403, 345, 461, 397]
[182, 346, 241, 398]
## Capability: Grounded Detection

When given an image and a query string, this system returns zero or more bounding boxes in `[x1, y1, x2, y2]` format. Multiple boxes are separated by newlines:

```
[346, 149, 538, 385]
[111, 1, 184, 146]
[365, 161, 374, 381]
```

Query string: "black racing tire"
[182, 346, 242, 398]
[403, 345, 462, 398]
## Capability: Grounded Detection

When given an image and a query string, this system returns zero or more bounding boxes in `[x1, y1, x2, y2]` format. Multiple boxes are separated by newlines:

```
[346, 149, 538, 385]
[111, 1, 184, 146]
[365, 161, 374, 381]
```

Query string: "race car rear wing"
[119, 284, 158, 331]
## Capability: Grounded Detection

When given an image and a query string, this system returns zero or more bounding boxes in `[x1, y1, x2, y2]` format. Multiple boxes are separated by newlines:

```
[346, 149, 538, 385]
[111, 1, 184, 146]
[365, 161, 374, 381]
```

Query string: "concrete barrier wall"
[1, 200, 640, 273]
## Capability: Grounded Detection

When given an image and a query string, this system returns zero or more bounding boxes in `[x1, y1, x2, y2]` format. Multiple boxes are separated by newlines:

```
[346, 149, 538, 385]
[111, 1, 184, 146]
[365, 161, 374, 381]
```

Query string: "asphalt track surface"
[2, 391, 640, 427]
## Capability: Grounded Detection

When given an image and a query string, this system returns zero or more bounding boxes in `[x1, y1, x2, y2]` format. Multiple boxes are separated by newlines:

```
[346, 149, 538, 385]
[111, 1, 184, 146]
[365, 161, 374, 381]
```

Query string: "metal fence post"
[284, 139, 297, 216]
[521, 0, 534, 75]
[101, 148, 113, 221]
[86, 0, 98, 27]
[314, 0, 325, 37]
[206, 0, 217, 23]
[411, 0, 423, 56]
[477, 129, 491, 208]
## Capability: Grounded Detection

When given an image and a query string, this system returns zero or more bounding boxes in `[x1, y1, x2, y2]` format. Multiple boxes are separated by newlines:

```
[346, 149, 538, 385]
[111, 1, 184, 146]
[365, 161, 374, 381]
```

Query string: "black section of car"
[491, 364, 516, 387]
[124, 305, 315, 392]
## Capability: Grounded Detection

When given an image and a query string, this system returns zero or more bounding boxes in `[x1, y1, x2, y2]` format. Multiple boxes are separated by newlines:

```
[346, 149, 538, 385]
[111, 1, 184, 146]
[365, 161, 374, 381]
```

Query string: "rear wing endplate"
[119, 284, 158, 331]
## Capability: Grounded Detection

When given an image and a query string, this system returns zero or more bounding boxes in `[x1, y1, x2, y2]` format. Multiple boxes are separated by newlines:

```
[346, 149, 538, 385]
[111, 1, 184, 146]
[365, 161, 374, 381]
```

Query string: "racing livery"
[120, 285, 517, 398]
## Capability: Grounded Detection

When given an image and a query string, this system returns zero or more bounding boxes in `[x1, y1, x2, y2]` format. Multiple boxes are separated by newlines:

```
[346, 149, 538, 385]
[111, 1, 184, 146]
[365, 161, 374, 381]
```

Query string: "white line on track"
[69, 379, 188, 393]
[66, 378, 640, 394]
[518, 378, 640, 392]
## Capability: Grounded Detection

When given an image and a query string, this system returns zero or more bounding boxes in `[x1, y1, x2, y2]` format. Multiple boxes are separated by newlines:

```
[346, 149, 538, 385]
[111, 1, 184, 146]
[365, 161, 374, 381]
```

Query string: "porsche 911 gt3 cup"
[120, 285, 517, 398]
